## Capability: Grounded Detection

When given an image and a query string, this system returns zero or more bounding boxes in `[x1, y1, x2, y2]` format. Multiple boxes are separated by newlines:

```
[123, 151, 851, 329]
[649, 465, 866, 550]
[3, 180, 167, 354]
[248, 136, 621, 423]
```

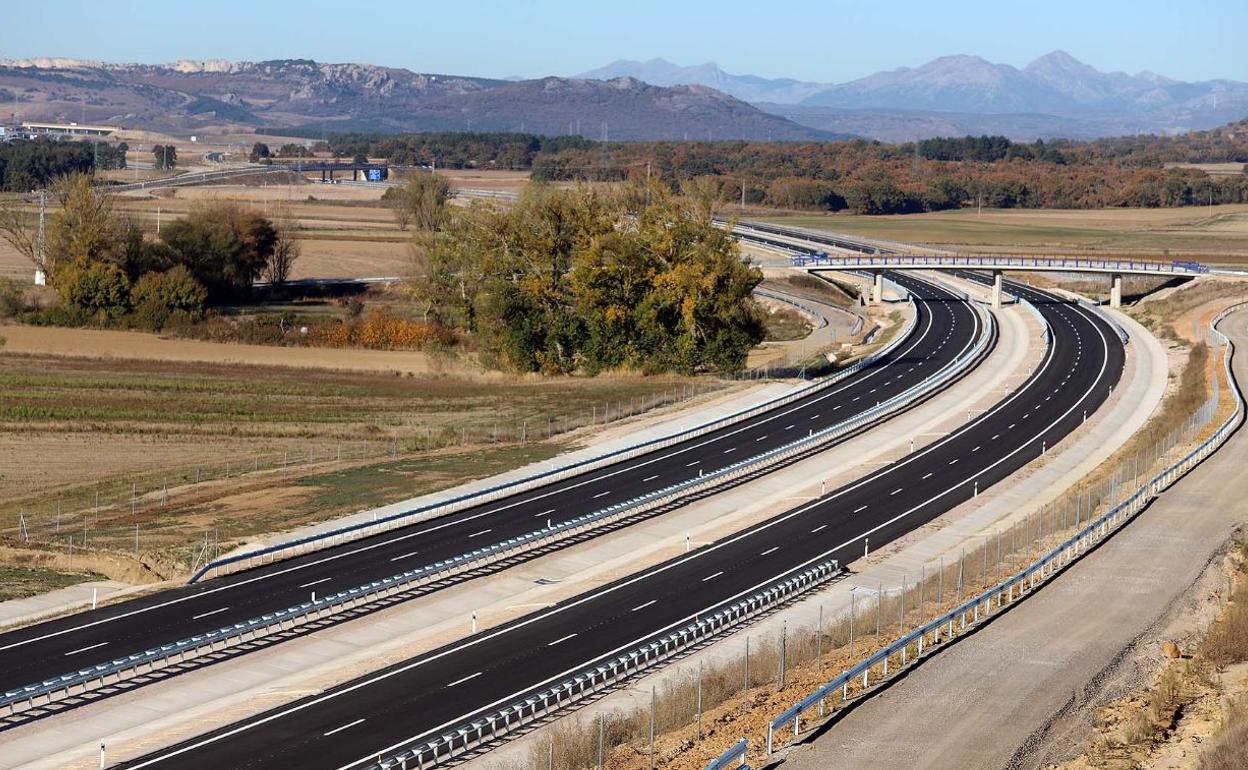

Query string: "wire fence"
[508, 307, 1240, 770]
[0, 383, 714, 570]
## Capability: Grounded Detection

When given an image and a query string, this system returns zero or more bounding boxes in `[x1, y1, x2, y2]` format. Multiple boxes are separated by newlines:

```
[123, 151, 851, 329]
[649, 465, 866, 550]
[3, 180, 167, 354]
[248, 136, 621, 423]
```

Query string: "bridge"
[789, 252, 1210, 308]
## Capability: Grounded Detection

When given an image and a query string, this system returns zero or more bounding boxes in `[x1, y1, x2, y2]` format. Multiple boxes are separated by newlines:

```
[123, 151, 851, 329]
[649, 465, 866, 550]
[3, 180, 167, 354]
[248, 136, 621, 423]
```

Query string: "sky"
[1, 0, 1243, 84]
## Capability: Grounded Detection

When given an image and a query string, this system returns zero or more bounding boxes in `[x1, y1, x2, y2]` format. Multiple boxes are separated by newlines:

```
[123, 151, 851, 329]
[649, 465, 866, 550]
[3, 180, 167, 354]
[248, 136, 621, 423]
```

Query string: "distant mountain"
[580, 51, 1248, 140]
[576, 58, 828, 104]
[0, 58, 838, 141]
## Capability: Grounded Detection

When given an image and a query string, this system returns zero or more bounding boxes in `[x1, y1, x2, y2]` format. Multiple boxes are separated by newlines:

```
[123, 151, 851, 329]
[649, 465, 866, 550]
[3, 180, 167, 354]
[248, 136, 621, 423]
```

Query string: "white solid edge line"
[5, 281, 945, 654]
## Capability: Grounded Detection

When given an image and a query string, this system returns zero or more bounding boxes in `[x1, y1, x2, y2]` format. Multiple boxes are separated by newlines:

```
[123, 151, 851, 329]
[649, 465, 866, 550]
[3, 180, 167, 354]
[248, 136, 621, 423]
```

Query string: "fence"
[762, 300, 1245, 754]
[186, 291, 929, 582]
[0, 383, 712, 571]
[790, 253, 1211, 276]
[374, 562, 843, 770]
[0, 304, 992, 716]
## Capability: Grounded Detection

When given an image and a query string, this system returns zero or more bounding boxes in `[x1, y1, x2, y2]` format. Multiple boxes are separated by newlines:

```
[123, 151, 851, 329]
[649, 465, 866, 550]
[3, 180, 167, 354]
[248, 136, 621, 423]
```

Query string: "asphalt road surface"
[0, 274, 978, 701]
[114, 280, 1123, 770]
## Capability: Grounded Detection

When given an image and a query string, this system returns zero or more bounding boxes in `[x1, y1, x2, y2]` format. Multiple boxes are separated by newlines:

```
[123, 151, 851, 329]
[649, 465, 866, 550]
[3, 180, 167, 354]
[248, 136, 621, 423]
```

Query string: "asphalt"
[112, 279, 1124, 770]
[0, 274, 977, 699]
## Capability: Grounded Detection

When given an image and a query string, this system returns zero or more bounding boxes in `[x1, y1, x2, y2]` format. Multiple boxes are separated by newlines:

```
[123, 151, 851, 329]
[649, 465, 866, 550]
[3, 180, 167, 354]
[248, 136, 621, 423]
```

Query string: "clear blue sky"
[1, 0, 1242, 83]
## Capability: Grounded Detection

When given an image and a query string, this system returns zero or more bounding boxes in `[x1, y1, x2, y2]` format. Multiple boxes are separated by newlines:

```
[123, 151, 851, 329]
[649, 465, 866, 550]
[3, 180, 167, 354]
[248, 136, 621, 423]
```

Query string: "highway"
[113, 279, 1123, 770]
[0, 274, 979, 700]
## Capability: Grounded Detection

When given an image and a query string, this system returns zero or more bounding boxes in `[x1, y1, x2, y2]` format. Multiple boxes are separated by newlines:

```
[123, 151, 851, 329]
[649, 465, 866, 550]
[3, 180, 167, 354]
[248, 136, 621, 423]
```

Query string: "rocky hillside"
[0, 58, 836, 141]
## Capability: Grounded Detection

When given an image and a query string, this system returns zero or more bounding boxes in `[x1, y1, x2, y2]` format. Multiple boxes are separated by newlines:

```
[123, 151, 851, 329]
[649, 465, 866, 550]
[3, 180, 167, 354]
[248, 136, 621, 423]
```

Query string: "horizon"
[0, 0, 1242, 84]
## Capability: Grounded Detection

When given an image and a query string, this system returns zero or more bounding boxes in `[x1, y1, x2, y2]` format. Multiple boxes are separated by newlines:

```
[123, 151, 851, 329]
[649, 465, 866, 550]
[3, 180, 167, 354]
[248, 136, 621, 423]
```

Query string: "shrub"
[131, 266, 208, 329]
[0, 277, 26, 318]
[56, 259, 130, 318]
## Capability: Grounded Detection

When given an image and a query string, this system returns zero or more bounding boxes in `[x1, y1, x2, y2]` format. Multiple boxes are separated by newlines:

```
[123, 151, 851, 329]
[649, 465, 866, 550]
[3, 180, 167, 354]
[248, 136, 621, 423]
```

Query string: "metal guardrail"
[375, 562, 843, 770]
[704, 738, 749, 770]
[753, 289, 831, 331]
[791, 253, 1210, 276]
[0, 304, 992, 716]
[189, 292, 928, 582]
[764, 302, 1245, 754]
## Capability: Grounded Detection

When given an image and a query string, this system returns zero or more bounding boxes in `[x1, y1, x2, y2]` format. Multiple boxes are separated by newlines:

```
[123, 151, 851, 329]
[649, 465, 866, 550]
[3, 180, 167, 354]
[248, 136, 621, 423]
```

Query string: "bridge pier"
[991, 270, 1003, 310]
[871, 272, 883, 305]
[1110, 273, 1123, 309]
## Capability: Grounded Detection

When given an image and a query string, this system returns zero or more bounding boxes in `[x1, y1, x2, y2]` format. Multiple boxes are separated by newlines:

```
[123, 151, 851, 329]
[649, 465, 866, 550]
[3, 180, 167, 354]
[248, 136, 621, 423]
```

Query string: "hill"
[0, 58, 837, 141]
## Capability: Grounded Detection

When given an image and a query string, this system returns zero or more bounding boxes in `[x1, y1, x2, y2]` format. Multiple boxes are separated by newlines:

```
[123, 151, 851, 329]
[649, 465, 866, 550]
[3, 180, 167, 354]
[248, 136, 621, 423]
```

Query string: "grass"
[0, 565, 104, 602]
[757, 205, 1248, 262]
[761, 306, 811, 342]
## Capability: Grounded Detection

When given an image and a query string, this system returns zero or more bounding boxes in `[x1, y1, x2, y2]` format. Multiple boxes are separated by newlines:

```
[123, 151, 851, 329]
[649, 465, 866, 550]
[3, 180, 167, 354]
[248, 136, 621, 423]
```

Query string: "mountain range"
[0, 58, 838, 141]
[2, 51, 1245, 144]
[578, 51, 1248, 140]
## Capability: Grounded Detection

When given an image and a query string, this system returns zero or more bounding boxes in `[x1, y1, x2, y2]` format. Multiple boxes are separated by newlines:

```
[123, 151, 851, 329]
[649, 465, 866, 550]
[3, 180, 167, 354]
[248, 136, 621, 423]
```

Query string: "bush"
[131, 266, 208, 329]
[56, 259, 130, 318]
[0, 277, 26, 318]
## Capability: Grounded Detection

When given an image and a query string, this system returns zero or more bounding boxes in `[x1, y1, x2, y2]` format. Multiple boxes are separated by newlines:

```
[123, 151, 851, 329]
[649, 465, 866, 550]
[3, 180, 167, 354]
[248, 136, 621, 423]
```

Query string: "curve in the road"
[114, 279, 1123, 770]
[0, 275, 979, 702]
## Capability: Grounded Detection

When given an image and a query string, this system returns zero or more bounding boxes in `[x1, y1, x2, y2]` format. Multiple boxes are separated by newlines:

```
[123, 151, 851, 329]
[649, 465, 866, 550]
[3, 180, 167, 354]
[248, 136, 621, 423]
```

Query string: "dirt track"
[778, 307, 1248, 770]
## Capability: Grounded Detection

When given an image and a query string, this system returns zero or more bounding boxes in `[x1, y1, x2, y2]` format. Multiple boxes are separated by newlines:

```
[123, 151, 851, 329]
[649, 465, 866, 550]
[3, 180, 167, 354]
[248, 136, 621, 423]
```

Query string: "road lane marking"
[534, 508, 556, 518]
[702, 571, 724, 582]
[643, 475, 660, 482]
[890, 488, 902, 495]
[64, 642, 108, 657]
[723, 447, 737, 454]
[299, 578, 332, 589]
[445, 672, 483, 688]
[389, 550, 420, 562]
[592, 491, 610, 499]
[922, 472, 933, 479]
[755, 435, 768, 441]
[686, 460, 700, 467]
[853, 505, 867, 513]
[547, 633, 578, 647]
[785, 424, 795, 430]
[948, 458, 958, 465]
[760, 546, 780, 556]
[631, 600, 657, 612]
[469, 529, 492, 538]
[191, 607, 230, 621]
[811, 524, 828, 533]
[323, 719, 365, 737]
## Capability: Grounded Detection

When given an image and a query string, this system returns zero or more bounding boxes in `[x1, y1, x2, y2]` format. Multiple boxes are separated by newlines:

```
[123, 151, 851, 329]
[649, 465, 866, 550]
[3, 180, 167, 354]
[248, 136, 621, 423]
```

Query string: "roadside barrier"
[374, 562, 842, 770]
[762, 302, 1245, 755]
[189, 292, 927, 582]
[705, 738, 749, 770]
[0, 302, 993, 718]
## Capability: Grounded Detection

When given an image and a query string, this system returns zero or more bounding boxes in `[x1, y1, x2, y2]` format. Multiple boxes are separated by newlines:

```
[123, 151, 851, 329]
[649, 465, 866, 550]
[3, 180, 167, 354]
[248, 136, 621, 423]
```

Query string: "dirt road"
[778, 307, 1248, 770]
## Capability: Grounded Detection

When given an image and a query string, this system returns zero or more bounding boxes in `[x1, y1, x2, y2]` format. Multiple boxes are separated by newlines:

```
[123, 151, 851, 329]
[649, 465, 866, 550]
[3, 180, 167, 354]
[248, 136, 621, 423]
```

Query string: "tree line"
[0, 138, 128, 192]
[0, 174, 298, 329]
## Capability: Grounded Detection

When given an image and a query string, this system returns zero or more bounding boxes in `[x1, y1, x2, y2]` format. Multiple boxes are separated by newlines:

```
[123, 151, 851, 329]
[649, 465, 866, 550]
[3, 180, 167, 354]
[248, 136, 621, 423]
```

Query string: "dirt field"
[760, 205, 1248, 262]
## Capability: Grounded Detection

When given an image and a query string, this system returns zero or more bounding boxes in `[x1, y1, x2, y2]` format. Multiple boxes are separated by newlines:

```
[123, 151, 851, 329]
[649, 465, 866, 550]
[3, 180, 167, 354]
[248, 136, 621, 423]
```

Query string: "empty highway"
[114, 279, 1122, 769]
[0, 274, 979, 702]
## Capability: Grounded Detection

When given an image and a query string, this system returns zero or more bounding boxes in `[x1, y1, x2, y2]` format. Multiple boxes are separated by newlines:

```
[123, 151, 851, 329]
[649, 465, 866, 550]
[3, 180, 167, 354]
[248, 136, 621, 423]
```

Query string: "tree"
[56, 259, 130, 318]
[0, 201, 41, 275]
[249, 142, 271, 163]
[153, 145, 177, 170]
[43, 174, 126, 281]
[131, 265, 207, 328]
[385, 172, 451, 232]
[264, 207, 301, 285]
[160, 202, 277, 300]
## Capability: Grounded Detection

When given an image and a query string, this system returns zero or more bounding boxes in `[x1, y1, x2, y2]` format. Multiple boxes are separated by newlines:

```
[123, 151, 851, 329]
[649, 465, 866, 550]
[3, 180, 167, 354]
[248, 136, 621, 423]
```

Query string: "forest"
[330, 120, 1248, 214]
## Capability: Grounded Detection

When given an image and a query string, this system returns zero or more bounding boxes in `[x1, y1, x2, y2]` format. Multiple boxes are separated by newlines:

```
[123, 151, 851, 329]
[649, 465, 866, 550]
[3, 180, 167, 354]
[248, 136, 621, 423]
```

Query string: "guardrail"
[189, 292, 927, 582]
[0, 301, 991, 718]
[374, 561, 843, 770]
[791, 253, 1210, 276]
[753, 289, 831, 331]
[763, 302, 1245, 754]
[705, 738, 749, 770]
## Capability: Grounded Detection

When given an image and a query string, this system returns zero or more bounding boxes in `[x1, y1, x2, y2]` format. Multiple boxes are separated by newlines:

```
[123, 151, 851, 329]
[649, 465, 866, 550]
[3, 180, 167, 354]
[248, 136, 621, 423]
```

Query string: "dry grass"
[759, 205, 1248, 263]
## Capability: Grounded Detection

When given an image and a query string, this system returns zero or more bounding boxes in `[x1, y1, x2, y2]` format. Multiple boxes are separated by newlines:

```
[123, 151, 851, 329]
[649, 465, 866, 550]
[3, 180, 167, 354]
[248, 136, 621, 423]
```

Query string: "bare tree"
[0, 201, 41, 274]
[265, 205, 301, 285]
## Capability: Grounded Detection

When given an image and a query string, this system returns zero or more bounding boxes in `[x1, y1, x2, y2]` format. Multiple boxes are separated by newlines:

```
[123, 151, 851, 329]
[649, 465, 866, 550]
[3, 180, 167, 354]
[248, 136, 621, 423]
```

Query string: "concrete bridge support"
[871, 272, 883, 305]
[991, 270, 1003, 310]
[1110, 273, 1123, 309]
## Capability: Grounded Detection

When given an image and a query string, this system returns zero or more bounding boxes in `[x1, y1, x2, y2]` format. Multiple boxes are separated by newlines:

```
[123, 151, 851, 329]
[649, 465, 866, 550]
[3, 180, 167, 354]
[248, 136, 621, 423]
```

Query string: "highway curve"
[113, 280, 1123, 770]
[0, 274, 979, 700]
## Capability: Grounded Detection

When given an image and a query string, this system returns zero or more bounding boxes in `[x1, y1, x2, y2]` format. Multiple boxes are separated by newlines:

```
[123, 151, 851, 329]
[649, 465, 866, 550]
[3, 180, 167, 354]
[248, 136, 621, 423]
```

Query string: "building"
[21, 121, 120, 137]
